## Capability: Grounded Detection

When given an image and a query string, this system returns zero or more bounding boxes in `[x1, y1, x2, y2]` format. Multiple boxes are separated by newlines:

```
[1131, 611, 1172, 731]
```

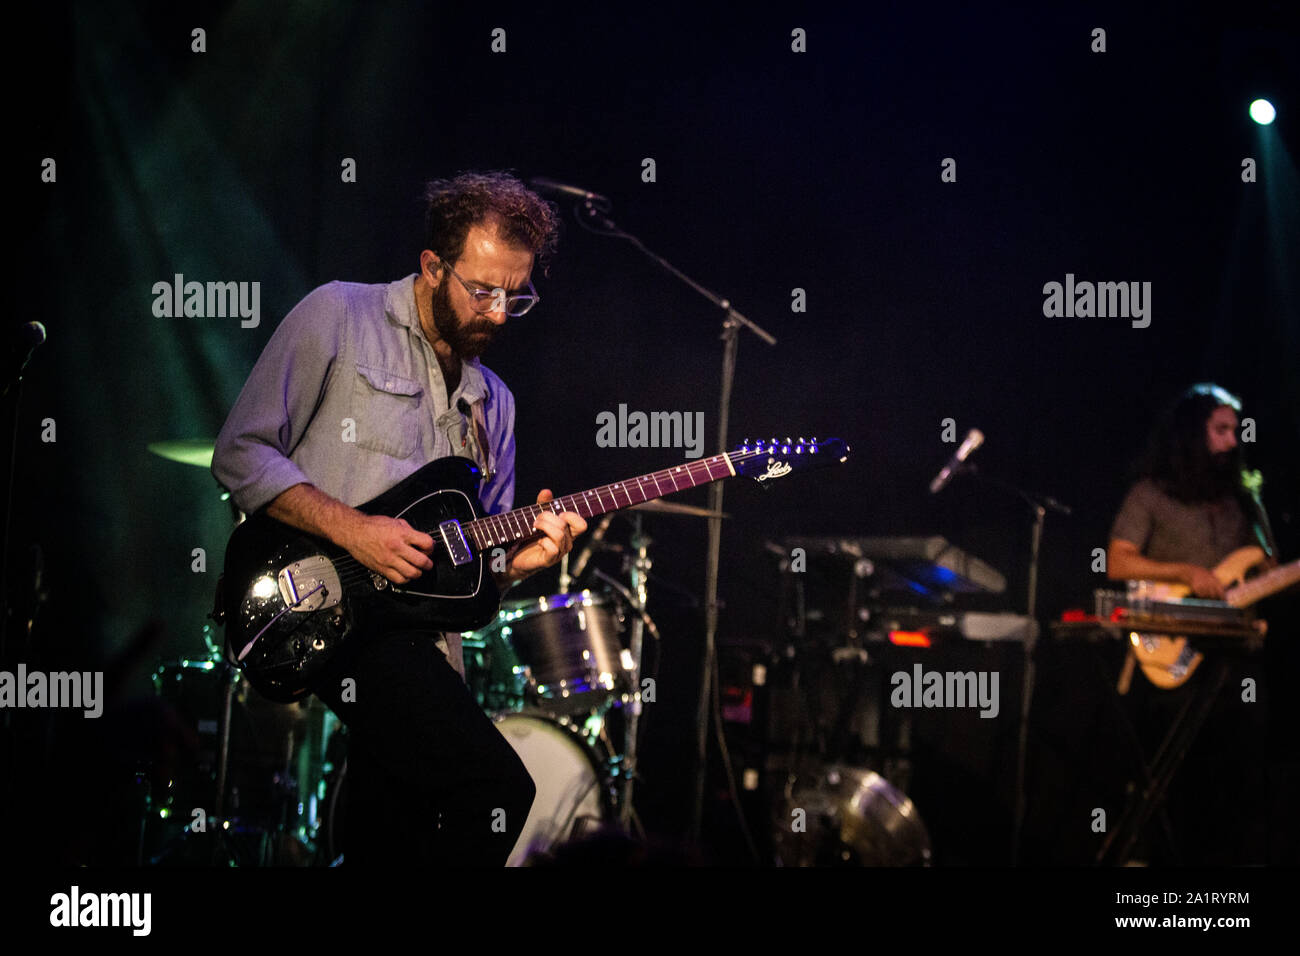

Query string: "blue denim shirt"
[212, 275, 516, 518]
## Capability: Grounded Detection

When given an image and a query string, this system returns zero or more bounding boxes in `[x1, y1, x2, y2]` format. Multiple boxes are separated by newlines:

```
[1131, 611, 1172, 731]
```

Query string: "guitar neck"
[1226, 558, 1300, 608]
[461, 453, 736, 551]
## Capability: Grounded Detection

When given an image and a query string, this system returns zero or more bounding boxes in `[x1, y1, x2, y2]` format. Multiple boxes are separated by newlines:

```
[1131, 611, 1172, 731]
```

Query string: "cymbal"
[630, 499, 729, 519]
[148, 439, 216, 469]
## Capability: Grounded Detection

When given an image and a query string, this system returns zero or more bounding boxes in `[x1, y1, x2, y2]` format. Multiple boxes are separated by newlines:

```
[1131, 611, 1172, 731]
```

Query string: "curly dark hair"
[422, 171, 561, 275]
[1137, 383, 1246, 503]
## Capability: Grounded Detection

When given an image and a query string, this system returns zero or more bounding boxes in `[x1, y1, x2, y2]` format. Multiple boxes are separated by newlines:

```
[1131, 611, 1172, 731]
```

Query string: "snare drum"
[495, 710, 613, 866]
[490, 590, 628, 713]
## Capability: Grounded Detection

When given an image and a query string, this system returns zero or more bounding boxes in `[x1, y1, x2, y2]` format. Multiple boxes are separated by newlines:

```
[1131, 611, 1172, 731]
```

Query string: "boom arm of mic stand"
[571, 202, 778, 346]
[959, 464, 1073, 517]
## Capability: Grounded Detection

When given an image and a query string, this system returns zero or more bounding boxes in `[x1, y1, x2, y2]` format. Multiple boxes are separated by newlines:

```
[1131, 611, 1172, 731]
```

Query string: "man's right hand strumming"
[1108, 537, 1226, 600]
[267, 483, 434, 584]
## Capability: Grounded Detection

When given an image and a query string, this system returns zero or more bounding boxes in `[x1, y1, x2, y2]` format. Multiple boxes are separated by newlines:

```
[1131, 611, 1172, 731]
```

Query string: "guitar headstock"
[729, 436, 850, 483]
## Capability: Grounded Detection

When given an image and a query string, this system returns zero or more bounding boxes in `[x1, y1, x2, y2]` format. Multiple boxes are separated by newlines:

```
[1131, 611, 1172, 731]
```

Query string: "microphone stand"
[1, 346, 39, 667]
[953, 463, 1070, 865]
[566, 197, 777, 842]
[1, 330, 45, 798]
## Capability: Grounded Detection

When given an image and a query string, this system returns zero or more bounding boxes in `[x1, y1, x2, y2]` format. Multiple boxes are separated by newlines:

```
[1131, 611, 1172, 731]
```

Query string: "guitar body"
[1133, 545, 1265, 690]
[1133, 634, 1203, 690]
[222, 456, 500, 702]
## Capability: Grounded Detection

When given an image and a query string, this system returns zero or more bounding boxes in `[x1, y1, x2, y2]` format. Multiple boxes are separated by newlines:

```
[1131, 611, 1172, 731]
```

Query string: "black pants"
[308, 617, 536, 866]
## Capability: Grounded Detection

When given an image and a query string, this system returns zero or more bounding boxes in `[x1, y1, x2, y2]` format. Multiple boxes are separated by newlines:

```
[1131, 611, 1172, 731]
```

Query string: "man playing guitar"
[1101, 382, 1294, 863]
[212, 172, 587, 865]
[1107, 383, 1275, 599]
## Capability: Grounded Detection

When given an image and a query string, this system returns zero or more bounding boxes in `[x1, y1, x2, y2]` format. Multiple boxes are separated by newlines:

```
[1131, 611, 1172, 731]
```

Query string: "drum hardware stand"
[263, 724, 300, 865]
[206, 656, 239, 864]
[209, 568, 298, 865]
[142, 655, 242, 867]
[133, 769, 151, 866]
[623, 514, 649, 824]
[589, 541, 661, 826]
[558, 553, 571, 594]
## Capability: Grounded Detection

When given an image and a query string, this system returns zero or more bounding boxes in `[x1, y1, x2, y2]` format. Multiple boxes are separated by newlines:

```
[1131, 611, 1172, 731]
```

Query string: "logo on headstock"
[756, 459, 793, 482]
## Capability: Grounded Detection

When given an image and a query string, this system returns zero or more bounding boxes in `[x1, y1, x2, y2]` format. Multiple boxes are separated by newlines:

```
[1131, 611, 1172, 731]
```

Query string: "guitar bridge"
[439, 519, 474, 567]
[278, 556, 343, 612]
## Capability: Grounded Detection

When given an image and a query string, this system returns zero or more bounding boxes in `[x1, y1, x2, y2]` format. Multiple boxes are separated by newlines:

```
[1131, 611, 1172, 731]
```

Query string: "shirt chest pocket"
[351, 364, 423, 459]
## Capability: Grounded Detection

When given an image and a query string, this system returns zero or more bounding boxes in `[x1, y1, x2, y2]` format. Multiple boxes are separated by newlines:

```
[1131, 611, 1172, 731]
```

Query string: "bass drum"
[495, 711, 612, 866]
[317, 714, 612, 866]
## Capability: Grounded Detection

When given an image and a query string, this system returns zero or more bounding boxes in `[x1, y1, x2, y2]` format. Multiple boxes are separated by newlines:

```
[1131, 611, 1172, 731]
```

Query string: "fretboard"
[1227, 558, 1300, 608]
[462, 453, 736, 551]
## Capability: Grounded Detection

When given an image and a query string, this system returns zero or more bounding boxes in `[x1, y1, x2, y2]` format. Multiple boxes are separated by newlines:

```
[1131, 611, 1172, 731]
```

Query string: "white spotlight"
[1249, 99, 1276, 125]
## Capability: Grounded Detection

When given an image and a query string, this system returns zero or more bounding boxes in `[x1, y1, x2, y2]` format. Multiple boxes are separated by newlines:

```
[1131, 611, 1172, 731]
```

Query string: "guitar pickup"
[439, 519, 474, 567]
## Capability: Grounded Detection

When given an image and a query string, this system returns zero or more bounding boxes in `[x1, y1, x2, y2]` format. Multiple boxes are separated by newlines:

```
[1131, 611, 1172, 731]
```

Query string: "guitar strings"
[308, 447, 793, 592]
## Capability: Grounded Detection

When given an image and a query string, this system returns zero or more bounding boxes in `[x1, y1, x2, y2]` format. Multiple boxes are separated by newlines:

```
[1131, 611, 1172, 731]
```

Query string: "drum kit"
[145, 625, 334, 865]
[147, 438, 932, 867]
[144, 438, 708, 866]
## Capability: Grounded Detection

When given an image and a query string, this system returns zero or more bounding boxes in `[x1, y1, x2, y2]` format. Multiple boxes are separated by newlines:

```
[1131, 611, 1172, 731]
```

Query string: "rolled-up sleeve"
[478, 376, 516, 516]
[212, 284, 346, 514]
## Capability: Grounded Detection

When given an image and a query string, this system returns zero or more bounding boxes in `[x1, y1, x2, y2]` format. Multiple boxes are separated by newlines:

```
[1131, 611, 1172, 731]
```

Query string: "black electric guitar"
[220, 438, 849, 700]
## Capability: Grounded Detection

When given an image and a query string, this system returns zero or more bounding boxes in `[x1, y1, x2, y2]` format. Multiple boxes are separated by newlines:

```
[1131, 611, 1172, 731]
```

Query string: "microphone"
[929, 428, 984, 494]
[1041, 495, 1072, 516]
[529, 177, 612, 211]
[570, 513, 615, 579]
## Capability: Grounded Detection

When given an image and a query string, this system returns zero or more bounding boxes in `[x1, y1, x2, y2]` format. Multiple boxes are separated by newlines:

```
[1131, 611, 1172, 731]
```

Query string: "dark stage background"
[6, 0, 1299, 869]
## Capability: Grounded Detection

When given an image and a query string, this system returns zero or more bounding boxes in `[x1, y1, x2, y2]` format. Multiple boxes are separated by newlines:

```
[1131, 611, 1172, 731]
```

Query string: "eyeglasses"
[436, 256, 540, 317]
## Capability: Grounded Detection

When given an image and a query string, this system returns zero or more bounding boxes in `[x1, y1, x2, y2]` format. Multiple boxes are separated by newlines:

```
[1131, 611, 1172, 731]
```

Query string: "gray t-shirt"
[1109, 478, 1252, 570]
